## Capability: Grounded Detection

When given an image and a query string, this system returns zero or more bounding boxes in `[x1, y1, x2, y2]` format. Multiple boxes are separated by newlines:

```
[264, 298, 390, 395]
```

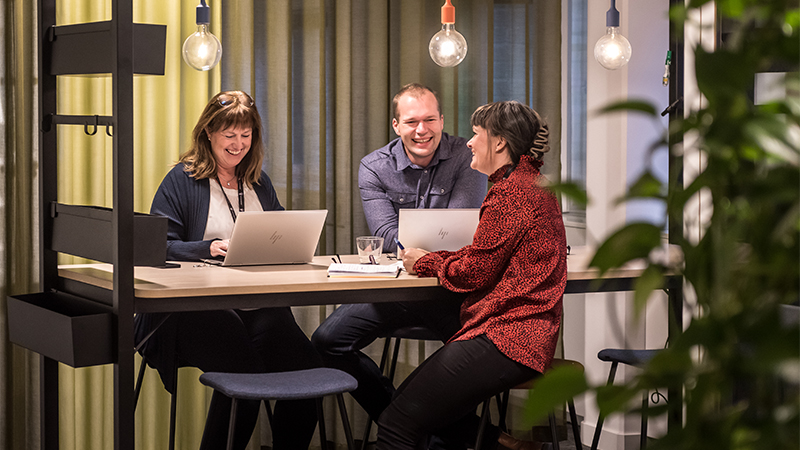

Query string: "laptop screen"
[219, 210, 327, 266]
[397, 208, 479, 252]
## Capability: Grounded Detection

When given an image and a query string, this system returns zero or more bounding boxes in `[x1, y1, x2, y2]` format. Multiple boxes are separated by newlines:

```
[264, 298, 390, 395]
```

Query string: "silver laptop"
[208, 210, 327, 266]
[397, 208, 480, 252]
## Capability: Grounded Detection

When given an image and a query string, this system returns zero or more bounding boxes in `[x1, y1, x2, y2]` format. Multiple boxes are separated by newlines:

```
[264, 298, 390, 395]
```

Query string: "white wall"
[561, 1, 672, 449]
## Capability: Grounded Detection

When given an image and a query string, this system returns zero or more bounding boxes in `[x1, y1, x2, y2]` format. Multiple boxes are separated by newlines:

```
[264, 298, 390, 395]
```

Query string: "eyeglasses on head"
[217, 91, 254, 107]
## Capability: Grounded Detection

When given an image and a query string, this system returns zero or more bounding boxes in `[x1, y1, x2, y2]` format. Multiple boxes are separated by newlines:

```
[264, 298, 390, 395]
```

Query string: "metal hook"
[106, 124, 113, 137]
[84, 115, 98, 136]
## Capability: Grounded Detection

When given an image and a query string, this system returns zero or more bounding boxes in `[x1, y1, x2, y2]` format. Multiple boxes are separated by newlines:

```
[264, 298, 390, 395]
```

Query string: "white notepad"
[397, 208, 480, 252]
[327, 263, 401, 278]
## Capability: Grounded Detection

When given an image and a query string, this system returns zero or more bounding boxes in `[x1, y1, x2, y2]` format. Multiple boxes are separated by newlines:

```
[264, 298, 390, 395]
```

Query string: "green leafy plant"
[528, 1, 800, 449]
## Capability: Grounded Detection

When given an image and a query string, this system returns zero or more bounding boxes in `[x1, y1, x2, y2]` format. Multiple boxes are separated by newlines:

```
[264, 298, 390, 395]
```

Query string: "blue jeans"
[311, 298, 463, 419]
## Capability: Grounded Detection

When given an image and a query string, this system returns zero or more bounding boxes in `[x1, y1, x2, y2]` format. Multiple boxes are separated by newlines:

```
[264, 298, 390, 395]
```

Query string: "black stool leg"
[264, 400, 274, 431]
[226, 398, 238, 450]
[567, 400, 583, 450]
[474, 399, 493, 450]
[640, 391, 649, 450]
[134, 357, 147, 410]
[168, 390, 177, 450]
[317, 398, 328, 450]
[337, 393, 357, 450]
[361, 337, 396, 450]
[168, 362, 179, 450]
[548, 413, 560, 450]
[387, 336, 403, 381]
[497, 391, 510, 432]
[591, 362, 619, 450]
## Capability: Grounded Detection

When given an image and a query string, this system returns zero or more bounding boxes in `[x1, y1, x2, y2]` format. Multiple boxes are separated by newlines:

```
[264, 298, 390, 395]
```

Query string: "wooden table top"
[58, 246, 671, 300]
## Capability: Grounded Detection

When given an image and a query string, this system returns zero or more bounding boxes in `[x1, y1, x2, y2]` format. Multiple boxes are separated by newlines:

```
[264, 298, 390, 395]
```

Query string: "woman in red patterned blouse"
[377, 101, 567, 450]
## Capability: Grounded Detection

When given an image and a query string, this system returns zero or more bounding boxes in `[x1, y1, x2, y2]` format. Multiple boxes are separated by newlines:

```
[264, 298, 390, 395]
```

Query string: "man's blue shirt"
[358, 132, 488, 252]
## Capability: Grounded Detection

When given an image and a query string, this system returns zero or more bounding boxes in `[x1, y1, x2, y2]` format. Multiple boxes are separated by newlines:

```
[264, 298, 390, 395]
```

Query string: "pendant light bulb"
[182, 0, 222, 71]
[429, 0, 468, 67]
[594, 0, 631, 70]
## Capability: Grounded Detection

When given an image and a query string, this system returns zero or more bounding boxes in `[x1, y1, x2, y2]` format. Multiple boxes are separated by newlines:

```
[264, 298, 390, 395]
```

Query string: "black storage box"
[47, 21, 167, 76]
[50, 203, 168, 267]
[7, 291, 114, 367]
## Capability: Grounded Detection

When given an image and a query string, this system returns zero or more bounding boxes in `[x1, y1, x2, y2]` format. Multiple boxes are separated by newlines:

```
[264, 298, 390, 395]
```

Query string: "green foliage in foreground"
[530, 1, 800, 449]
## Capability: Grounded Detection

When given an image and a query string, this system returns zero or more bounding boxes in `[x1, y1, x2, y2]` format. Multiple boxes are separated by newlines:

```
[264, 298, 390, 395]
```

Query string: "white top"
[203, 180, 263, 241]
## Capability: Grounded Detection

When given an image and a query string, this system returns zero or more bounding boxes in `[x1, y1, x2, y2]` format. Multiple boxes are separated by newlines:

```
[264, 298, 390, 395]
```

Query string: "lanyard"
[217, 176, 244, 223]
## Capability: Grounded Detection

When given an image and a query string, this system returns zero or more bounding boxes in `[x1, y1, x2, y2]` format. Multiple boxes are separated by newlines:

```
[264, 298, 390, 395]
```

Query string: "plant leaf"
[598, 100, 659, 117]
[547, 182, 588, 207]
[522, 365, 589, 425]
[589, 223, 663, 275]
[623, 172, 666, 201]
[633, 264, 666, 317]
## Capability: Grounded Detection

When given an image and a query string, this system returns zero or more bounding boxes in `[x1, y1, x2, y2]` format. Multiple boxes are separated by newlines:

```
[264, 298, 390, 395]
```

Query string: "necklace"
[219, 173, 237, 187]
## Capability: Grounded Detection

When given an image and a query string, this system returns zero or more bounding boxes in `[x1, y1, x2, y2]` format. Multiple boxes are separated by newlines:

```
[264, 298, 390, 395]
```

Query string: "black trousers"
[376, 335, 540, 450]
[173, 307, 322, 450]
[310, 298, 463, 420]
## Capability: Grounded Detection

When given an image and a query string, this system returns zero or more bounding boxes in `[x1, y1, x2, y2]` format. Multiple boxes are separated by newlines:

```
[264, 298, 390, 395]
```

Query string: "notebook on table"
[204, 210, 328, 266]
[397, 208, 480, 252]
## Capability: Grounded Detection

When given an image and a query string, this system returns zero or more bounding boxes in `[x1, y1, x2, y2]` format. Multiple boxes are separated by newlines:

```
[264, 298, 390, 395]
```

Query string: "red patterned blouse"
[413, 155, 567, 373]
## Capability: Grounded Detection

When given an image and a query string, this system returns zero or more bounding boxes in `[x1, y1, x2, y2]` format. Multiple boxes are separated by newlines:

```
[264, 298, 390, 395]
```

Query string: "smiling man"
[311, 83, 487, 428]
[357, 83, 488, 253]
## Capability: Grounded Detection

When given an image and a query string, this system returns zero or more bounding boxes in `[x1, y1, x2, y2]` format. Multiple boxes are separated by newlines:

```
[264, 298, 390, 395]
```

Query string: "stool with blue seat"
[199, 368, 359, 450]
[590, 348, 660, 450]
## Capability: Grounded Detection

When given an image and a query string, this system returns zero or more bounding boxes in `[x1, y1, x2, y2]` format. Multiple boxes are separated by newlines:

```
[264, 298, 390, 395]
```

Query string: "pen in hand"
[394, 238, 405, 250]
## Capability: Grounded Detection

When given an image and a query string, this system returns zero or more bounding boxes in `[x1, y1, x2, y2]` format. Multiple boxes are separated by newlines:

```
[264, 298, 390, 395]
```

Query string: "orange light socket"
[441, 0, 455, 24]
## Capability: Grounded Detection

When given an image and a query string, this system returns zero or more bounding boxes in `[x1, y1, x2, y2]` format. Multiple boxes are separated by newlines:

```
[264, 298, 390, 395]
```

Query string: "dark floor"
[264, 422, 587, 450]
[353, 426, 586, 450]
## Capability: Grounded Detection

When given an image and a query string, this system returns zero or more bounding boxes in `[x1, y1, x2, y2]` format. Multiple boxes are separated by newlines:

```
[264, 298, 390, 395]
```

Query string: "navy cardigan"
[136, 163, 284, 392]
[150, 163, 284, 261]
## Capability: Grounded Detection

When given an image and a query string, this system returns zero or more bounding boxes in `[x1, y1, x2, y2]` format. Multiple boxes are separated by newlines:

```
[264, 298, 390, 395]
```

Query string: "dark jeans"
[376, 335, 540, 450]
[310, 298, 463, 419]
[173, 308, 322, 450]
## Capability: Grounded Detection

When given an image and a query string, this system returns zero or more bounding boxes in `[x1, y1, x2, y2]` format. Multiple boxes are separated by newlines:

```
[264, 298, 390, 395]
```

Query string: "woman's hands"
[399, 248, 429, 275]
[210, 239, 230, 258]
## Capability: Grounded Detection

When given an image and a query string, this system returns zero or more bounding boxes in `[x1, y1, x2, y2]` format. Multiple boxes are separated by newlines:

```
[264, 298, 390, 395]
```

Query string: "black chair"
[475, 358, 584, 450]
[134, 313, 184, 450]
[199, 368, 358, 450]
[590, 349, 660, 450]
[361, 326, 441, 450]
[133, 355, 182, 450]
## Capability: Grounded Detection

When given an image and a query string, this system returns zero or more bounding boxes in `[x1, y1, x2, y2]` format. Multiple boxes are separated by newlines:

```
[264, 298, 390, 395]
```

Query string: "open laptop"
[205, 210, 327, 266]
[397, 208, 480, 252]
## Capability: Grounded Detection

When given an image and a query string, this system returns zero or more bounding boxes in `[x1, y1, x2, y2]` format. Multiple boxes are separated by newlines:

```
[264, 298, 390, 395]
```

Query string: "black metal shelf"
[46, 21, 166, 76]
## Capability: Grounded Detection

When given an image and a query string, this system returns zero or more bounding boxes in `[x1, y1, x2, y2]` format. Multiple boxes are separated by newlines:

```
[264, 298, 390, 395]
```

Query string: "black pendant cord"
[217, 176, 245, 223]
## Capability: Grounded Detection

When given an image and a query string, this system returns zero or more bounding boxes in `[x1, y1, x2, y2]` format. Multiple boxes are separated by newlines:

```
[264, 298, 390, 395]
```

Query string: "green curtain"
[52, 3, 224, 450]
[1, 0, 561, 449]
[1, 0, 222, 449]
[1, 0, 39, 449]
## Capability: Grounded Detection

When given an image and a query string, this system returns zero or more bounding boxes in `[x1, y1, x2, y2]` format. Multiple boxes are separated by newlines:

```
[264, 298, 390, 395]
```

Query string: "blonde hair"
[392, 83, 441, 121]
[179, 91, 265, 188]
